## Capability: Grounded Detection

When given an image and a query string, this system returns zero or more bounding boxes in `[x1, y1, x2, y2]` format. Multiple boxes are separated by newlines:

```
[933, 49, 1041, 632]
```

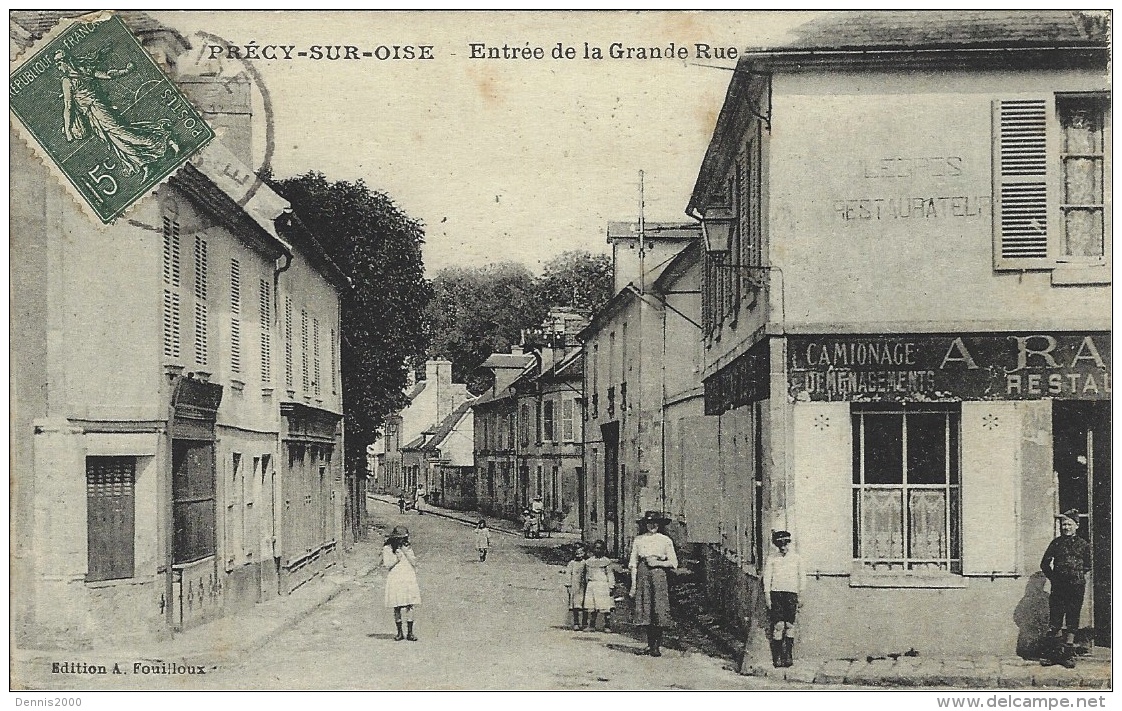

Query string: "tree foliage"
[271, 172, 432, 479]
[536, 250, 614, 313]
[426, 251, 614, 395]
[427, 262, 545, 393]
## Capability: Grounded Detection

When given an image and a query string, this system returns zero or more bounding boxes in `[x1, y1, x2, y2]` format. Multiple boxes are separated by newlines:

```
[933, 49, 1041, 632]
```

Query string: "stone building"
[686, 10, 1110, 660]
[10, 11, 346, 645]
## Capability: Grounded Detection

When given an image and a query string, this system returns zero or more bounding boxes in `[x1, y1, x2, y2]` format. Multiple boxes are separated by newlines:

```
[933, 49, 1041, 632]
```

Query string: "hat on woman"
[636, 510, 672, 525]
[386, 525, 410, 540]
[772, 530, 793, 545]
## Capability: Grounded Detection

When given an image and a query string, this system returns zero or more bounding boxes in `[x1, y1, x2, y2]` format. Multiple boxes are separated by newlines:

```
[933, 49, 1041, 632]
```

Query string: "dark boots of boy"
[770, 639, 783, 667]
[781, 637, 795, 668]
[572, 610, 582, 630]
[771, 623, 785, 667]
[647, 625, 662, 656]
[394, 621, 405, 641]
[602, 612, 612, 633]
[406, 621, 418, 641]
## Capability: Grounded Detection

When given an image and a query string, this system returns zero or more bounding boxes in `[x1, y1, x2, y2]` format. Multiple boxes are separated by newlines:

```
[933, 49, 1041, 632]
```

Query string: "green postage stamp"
[9, 14, 214, 223]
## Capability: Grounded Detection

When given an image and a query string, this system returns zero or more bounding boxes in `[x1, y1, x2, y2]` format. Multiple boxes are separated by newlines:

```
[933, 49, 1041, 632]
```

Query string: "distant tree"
[534, 250, 613, 313]
[271, 172, 432, 488]
[426, 262, 546, 393]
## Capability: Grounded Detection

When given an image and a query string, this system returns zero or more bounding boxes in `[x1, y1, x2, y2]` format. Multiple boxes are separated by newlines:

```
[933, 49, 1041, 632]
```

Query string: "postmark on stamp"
[9, 14, 214, 223]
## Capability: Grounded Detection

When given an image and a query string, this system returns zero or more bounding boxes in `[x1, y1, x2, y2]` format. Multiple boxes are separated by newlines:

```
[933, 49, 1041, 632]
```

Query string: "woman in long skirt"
[628, 511, 678, 656]
[383, 525, 421, 641]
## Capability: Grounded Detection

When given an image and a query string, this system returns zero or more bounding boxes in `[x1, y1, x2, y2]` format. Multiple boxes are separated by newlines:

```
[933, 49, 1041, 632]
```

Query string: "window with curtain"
[852, 406, 961, 573]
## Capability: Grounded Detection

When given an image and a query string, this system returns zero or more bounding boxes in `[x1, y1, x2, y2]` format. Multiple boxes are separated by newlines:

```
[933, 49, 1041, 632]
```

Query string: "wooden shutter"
[260, 280, 272, 382]
[86, 456, 135, 582]
[681, 416, 720, 543]
[993, 99, 1052, 269]
[793, 403, 852, 573]
[230, 259, 241, 375]
[961, 402, 1020, 575]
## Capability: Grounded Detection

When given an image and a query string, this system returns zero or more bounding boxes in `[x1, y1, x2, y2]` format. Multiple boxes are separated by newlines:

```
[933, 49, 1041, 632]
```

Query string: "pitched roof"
[607, 221, 700, 243]
[747, 10, 1109, 53]
[481, 353, 535, 369]
[651, 239, 702, 294]
[414, 399, 475, 452]
[405, 380, 427, 401]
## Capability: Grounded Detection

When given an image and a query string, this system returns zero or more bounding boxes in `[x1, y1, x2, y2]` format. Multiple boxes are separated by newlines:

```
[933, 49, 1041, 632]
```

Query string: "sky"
[153, 11, 816, 274]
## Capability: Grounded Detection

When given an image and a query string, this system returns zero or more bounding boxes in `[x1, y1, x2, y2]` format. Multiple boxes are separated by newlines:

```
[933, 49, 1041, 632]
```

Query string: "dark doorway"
[1053, 401, 1110, 647]
[601, 422, 620, 556]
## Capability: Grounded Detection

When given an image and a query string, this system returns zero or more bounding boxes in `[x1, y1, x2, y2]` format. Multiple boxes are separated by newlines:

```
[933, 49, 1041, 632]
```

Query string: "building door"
[575, 466, 585, 534]
[1053, 401, 1110, 647]
[601, 422, 620, 556]
[519, 466, 530, 509]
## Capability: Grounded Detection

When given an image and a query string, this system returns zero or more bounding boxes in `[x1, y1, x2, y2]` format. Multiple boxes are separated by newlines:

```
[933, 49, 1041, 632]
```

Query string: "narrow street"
[191, 501, 786, 690]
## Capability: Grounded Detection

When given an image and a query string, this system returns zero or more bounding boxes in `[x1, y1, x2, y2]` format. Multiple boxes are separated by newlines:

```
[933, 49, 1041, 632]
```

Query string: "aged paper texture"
[9, 10, 1111, 695]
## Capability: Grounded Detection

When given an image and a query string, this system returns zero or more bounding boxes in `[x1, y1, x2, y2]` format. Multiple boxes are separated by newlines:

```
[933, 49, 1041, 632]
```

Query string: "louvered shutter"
[961, 402, 1020, 575]
[793, 403, 852, 574]
[993, 99, 1052, 269]
[86, 456, 136, 581]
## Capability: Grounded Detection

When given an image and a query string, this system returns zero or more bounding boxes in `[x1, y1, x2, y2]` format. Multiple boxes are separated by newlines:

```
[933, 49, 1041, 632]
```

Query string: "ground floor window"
[86, 456, 136, 581]
[852, 405, 961, 573]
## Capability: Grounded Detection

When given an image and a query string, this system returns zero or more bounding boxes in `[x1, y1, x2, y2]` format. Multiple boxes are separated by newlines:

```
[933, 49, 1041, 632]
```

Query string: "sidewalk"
[12, 538, 384, 688]
[744, 651, 1111, 689]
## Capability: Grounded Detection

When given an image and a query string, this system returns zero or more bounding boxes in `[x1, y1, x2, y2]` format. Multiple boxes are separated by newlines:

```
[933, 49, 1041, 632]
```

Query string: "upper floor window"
[993, 94, 1110, 280]
[543, 400, 556, 442]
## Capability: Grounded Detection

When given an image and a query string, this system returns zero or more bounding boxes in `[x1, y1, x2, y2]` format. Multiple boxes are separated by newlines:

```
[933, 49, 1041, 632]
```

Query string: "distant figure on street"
[583, 540, 616, 633]
[763, 530, 804, 668]
[1039, 509, 1092, 669]
[397, 492, 406, 515]
[563, 544, 588, 630]
[521, 509, 533, 538]
[474, 519, 492, 562]
[414, 485, 426, 515]
[629, 511, 677, 657]
[382, 525, 421, 641]
[531, 495, 545, 538]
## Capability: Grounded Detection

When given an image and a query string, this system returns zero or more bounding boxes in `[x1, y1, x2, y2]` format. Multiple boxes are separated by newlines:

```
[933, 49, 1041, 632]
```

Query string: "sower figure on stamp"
[1039, 509, 1091, 668]
[763, 530, 804, 668]
[629, 511, 677, 657]
[54, 48, 178, 180]
[383, 526, 421, 641]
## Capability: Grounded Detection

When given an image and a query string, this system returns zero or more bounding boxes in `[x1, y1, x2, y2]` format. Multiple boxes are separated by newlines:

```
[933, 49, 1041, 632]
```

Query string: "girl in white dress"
[383, 526, 421, 641]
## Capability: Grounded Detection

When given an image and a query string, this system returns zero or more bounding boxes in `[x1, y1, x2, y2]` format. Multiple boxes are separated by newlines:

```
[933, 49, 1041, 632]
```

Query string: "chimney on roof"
[426, 359, 454, 422]
[511, 345, 524, 356]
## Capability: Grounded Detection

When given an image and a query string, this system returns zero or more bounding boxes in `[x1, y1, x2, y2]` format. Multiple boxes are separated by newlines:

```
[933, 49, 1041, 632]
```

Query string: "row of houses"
[11, 12, 350, 646]
[586, 10, 1110, 661]
[375, 10, 1111, 662]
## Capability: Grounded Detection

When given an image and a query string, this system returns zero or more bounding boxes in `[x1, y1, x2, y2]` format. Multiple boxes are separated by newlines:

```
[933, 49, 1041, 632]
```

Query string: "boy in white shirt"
[762, 530, 804, 668]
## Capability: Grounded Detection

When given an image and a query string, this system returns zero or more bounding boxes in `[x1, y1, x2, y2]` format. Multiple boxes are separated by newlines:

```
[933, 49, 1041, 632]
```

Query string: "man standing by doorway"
[1040, 509, 1092, 668]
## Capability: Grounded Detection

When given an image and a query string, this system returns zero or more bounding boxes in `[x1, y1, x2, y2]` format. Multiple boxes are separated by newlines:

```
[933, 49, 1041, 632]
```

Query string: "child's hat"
[772, 530, 793, 545]
[387, 525, 410, 540]
[636, 510, 671, 524]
